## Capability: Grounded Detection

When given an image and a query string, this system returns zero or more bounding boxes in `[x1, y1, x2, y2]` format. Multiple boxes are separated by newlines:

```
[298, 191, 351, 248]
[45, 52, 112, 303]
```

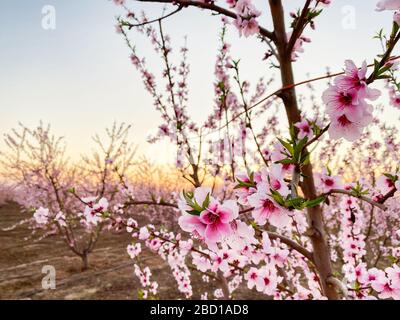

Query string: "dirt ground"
[0, 202, 261, 300]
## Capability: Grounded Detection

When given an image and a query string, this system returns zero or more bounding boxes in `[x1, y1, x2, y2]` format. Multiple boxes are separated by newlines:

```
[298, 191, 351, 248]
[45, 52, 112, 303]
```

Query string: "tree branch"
[323, 189, 387, 211]
[287, 0, 312, 55]
[134, 0, 275, 40]
[120, 5, 183, 29]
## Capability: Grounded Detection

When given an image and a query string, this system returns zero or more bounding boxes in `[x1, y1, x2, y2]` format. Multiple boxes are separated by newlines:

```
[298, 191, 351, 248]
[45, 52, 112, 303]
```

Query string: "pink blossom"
[386, 264, 400, 288]
[227, 220, 257, 250]
[178, 215, 207, 239]
[322, 86, 364, 122]
[288, 32, 311, 62]
[376, 175, 396, 194]
[323, 60, 379, 141]
[271, 143, 295, 175]
[378, 282, 400, 299]
[192, 251, 212, 272]
[396, 180, 400, 191]
[248, 191, 290, 228]
[376, 0, 400, 11]
[394, 11, 400, 25]
[233, 17, 260, 37]
[367, 268, 387, 292]
[139, 226, 150, 240]
[255, 266, 281, 295]
[127, 243, 141, 259]
[55, 211, 66, 227]
[389, 87, 400, 109]
[335, 60, 381, 100]
[199, 200, 239, 243]
[328, 112, 372, 141]
[232, 0, 261, 37]
[82, 197, 108, 225]
[315, 170, 342, 193]
[235, 172, 257, 205]
[294, 119, 314, 140]
[258, 165, 290, 197]
[113, 0, 125, 5]
[33, 207, 49, 225]
[126, 217, 138, 233]
[245, 267, 260, 290]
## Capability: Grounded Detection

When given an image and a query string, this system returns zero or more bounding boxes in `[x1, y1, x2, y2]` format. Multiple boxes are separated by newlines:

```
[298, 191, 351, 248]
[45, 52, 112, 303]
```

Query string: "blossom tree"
[21, 0, 400, 299]
[106, 0, 400, 300]
[0, 122, 137, 270]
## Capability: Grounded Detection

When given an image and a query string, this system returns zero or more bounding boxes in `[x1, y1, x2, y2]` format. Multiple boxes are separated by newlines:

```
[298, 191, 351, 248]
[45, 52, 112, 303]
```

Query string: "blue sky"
[0, 0, 398, 162]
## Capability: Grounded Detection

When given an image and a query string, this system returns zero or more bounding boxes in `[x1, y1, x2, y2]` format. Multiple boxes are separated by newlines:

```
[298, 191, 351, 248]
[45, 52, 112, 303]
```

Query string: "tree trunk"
[217, 270, 231, 300]
[81, 252, 89, 271]
[268, 0, 339, 299]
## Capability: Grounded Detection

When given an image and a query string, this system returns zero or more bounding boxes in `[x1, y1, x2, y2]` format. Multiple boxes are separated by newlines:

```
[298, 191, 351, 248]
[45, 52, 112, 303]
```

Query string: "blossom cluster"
[228, 0, 262, 37]
[376, 0, 400, 24]
[323, 60, 381, 141]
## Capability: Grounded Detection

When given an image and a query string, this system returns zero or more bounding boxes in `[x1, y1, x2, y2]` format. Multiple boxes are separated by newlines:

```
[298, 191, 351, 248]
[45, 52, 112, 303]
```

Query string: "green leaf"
[304, 196, 326, 208]
[286, 197, 306, 210]
[270, 189, 285, 206]
[294, 136, 308, 161]
[202, 193, 210, 210]
[277, 138, 294, 156]
[68, 187, 75, 194]
[301, 153, 311, 166]
[275, 158, 296, 165]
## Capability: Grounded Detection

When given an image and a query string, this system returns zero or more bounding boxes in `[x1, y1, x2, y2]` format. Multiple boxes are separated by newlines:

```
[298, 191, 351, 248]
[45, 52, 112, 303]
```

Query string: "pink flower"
[367, 268, 387, 292]
[386, 264, 400, 288]
[234, 17, 260, 37]
[353, 263, 369, 284]
[199, 200, 238, 243]
[55, 211, 66, 227]
[317, 0, 331, 6]
[126, 217, 138, 233]
[178, 215, 207, 238]
[232, 0, 261, 37]
[248, 192, 290, 228]
[259, 165, 290, 197]
[192, 252, 212, 272]
[235, 172, 257, 205]
[82, 197, 108, 225]
[322, 86, 364, 122]
[328, 112, 372, 141]
[315, 170, 342, 193]
[323, 60, 379, 141]
[33, 207, 49, 225]
[139, 227, 150, 240]
[255, 266, 281, 295]
[271, 143, 295, 175]
[335, 60, 381, 100]
[376, 175, 396, 194]
[127, 243, 141, 259]
[178, 187, 219, 240]
[295, 119, 314, 140]
[245, 267, 260, 290]
[227, 220, 257, 250]
[378, 282, 400, 299]
[376, 0, 400, 11]
[394, 11, 400, 25]
[288, 32, 311, 62]
[389, 89, 400, 109]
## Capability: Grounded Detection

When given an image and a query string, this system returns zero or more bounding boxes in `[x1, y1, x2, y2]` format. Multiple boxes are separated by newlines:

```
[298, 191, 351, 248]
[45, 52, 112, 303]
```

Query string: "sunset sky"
[1, 0, 398, 164]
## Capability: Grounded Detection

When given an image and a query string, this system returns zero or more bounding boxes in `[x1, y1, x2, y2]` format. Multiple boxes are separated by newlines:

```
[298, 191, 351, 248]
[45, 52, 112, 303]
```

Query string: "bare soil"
[0, 202, 260, 300]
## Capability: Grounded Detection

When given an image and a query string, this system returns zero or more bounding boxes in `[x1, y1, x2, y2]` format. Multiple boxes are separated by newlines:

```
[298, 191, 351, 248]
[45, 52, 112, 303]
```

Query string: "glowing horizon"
[1, 0, 399, 165]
